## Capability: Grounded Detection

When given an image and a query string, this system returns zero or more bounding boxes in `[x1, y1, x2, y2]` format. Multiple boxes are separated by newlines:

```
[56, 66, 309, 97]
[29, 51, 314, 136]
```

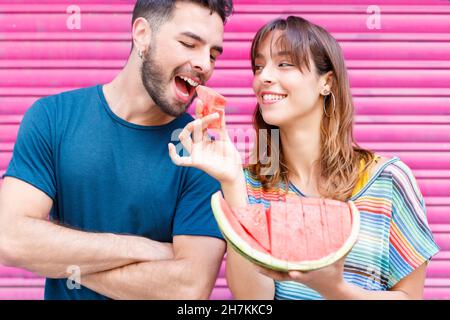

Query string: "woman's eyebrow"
[273, 51, 291, 57]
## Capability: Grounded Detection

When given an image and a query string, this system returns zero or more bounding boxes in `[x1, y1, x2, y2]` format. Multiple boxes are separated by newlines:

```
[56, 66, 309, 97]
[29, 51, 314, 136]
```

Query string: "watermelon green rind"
[211, 193, 278, 267]
[211, 192, 360, 272]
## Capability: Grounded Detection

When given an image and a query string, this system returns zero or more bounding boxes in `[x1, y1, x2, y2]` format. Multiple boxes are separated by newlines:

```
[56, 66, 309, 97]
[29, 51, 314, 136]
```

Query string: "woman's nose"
[259, 66, 275, 85]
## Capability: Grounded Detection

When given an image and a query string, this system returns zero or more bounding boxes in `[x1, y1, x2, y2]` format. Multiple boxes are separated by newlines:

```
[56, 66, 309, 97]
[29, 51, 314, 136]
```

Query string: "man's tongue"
[175, 76, 190, 95]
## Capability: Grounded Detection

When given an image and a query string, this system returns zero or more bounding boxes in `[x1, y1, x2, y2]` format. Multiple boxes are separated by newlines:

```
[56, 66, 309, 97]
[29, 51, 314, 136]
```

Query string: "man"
[0, 0, 233, 300]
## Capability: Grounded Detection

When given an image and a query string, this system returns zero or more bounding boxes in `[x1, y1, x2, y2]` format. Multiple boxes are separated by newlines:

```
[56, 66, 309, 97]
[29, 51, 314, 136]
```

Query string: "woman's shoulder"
[375, 155, 415, 179]
[369, 155, 421, 196]
[369, 154, 413, 178]
[353, 154, 415, 197]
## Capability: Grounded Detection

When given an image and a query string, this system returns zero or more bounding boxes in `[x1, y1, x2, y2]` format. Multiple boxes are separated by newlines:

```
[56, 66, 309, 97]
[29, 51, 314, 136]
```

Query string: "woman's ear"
[132, 17, 152, 58]
[320, 71, 334, 95]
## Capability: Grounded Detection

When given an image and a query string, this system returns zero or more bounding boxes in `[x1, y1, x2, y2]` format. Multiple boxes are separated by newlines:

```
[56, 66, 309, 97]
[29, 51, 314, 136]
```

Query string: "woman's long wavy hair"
[247, 16, 375, 201]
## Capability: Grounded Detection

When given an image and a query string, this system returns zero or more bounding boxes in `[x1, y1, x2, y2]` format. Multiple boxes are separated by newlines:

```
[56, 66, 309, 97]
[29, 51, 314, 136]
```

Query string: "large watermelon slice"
[195, 85, 227, 129]
[211, 192, 360, 271]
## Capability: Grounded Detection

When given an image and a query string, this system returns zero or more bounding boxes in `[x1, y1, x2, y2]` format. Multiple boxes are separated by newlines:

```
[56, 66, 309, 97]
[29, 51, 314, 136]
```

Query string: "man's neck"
[102, 58, 175, 126]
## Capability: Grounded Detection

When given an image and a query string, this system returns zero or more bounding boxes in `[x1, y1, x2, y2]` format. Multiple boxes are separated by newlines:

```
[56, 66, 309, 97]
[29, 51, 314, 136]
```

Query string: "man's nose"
[191, 52, 212, 75]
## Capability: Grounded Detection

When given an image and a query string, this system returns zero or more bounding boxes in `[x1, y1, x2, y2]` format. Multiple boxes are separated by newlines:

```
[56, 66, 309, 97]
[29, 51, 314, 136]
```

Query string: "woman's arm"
[258, 255, 428, 300]
[221, 177, 275, 300]
[322, 263, 427, 300]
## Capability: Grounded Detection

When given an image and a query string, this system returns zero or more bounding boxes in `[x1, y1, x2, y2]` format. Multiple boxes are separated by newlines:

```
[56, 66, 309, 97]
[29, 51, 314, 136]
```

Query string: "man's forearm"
[2, 216, 173, 278]
[81, 258, 215, 300]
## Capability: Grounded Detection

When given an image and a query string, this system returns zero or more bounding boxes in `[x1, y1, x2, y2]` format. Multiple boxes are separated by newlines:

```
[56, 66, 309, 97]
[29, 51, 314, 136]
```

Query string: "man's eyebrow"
[180, 31, 223, 55]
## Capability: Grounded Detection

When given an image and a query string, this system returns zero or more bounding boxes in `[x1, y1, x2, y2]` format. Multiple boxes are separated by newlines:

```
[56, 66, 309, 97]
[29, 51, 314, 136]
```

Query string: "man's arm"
[80, 235, 226, 299]
[0, 177, 173, 278]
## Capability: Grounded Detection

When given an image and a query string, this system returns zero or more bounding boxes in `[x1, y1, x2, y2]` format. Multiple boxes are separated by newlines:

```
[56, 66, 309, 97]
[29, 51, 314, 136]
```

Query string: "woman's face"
[252, 31, 325, 127]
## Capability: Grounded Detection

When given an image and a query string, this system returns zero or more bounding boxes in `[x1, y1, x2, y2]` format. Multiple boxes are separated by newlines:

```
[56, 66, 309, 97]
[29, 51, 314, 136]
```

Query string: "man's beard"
[140, 47, 195, 118]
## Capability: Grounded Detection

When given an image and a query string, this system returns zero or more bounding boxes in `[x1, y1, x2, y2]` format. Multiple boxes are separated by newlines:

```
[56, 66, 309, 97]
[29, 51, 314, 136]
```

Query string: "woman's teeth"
[180, 76, 199, 87]
[262, 94, 287, 102]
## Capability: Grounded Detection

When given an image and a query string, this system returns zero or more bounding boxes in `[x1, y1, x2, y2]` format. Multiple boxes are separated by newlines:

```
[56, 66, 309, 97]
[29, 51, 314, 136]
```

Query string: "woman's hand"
[256, 255, 347, 296]
[168, 100, 243, 184]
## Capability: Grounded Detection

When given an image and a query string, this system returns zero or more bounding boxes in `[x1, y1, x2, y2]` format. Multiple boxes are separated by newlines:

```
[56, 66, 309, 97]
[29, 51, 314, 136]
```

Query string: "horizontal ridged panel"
[2, 41, 450, 61]
[1, 69, 449, 89]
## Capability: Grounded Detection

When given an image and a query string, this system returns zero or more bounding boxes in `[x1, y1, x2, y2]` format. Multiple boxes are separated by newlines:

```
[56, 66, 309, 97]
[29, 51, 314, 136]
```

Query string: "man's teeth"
[262, 94, 287, 102]
[180, 76, 199, 87]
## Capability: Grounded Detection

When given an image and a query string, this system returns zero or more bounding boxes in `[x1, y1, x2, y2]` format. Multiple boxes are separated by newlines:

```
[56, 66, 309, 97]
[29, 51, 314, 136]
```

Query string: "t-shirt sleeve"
[2, 99, 56, 200]
[387, 161, 440, 288]
[172, 167, 224, 240]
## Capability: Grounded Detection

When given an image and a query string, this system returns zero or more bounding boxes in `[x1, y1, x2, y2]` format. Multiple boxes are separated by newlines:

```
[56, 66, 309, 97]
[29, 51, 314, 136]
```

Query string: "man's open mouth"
[174, 75, 200, 98]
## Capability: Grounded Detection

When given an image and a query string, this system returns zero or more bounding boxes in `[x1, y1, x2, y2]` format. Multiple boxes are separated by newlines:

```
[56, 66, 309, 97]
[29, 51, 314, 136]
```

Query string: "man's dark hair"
[132, 0, 233, 32]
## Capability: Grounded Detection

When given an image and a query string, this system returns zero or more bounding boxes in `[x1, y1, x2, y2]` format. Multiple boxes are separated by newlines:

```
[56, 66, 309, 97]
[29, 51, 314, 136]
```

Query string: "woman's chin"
[261, 113, 285, 128]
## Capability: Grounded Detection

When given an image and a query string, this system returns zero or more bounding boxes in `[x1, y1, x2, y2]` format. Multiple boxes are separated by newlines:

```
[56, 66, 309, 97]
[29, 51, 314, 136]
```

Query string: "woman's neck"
[280, 116, 322, 195]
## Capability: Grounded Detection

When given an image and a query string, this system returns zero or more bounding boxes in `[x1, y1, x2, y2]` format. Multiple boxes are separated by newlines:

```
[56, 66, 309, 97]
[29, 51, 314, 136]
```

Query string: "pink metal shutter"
[0, 0, 449, 300]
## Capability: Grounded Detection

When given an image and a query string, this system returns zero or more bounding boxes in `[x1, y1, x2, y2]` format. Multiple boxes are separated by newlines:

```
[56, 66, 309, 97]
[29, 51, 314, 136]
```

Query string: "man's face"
[141, 2, 224, 117]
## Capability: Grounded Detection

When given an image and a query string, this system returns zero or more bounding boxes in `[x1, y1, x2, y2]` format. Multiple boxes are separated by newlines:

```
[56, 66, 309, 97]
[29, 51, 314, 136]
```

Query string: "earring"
[138, 49, 143, 59]
[323, 91, 336, 117]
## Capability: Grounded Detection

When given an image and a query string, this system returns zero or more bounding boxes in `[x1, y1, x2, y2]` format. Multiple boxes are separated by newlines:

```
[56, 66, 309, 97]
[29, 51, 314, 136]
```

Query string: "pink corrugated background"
[0, 0, 449, 300]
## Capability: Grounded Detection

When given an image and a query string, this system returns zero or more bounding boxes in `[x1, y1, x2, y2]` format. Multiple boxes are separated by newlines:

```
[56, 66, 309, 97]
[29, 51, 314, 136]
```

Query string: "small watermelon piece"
[195, 85, 227, 129]
[284, 201, 306, 262]
[302, 201, 325, 260]
[232, 204, 270, 252]
[211, 191, 360, 272]
[268, 201, 287, 260]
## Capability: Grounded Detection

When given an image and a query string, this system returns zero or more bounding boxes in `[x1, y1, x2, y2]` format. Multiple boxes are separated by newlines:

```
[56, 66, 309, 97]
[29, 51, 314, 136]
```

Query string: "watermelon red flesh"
[231, 204, 271, 252]
[219, 196, 269, 254]
[302, 202, 326, 260]
[268, 201, 287, 260]
[266, 198, 353, 261]
[283, 201, 306, 261]
[195, 85, 227, 129]
[212, 191, 356, 270]
[319, 200, 352, 254]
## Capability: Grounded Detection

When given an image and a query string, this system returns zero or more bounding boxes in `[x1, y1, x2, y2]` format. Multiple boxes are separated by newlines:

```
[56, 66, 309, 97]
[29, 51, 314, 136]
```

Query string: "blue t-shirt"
[3, 84, 223, 300]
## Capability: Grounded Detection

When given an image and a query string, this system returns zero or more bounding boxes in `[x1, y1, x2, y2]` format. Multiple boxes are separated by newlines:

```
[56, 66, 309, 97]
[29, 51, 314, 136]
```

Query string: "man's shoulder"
[24, 85, 100, 124]
[37, 85, 100, 108]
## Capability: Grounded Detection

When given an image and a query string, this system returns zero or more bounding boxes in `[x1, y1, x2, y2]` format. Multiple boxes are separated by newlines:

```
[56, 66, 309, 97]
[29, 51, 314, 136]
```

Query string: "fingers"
[184, 113, 220, 143]
[256, 266, 291, 281]
[199, 112, 221, 130]
[255, 265, 308, 282]
[178, 114, 217, 151]
[178, 126, 193, 153]
[168, 143, 193, 167]
[192, 117, 203, 143]
[218, 112, 230, 141]
[195, 99, 203, 119]
[176, 113, 221, 154]
[288, 270, 305, 281]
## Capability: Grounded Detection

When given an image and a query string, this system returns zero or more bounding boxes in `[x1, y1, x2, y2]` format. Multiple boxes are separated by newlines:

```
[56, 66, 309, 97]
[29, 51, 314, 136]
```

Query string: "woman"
[168, 16, 439, 299]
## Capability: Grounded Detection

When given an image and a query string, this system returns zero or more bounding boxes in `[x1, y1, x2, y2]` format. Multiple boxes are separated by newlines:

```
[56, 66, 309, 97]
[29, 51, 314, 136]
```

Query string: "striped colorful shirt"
[244, 156, 440, 300]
